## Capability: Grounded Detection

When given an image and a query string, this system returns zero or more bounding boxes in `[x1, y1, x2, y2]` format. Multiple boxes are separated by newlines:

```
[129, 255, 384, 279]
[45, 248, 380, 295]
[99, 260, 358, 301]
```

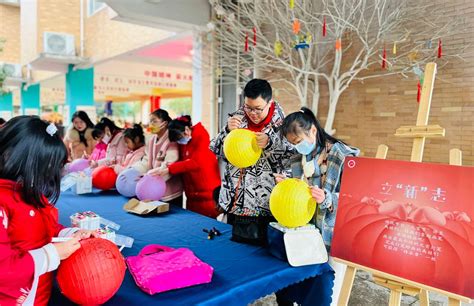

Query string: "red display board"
[331, 157, 474, 298]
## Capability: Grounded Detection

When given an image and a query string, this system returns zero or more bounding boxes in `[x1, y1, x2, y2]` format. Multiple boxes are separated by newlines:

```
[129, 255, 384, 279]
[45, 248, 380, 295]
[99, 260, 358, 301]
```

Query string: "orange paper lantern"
[57, 238, 126, 305]
[92, 166, 118, 190]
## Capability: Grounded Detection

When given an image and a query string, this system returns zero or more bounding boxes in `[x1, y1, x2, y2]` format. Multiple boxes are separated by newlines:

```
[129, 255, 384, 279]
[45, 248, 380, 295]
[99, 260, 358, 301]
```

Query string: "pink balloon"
[68, 158, 90, 173]
[135, 174, 167, 201]
[116, 168, 141, 198]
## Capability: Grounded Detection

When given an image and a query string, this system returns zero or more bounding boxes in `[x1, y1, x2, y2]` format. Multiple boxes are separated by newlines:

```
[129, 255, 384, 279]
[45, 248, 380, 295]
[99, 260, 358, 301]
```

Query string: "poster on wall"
[331, 157, 474, 298]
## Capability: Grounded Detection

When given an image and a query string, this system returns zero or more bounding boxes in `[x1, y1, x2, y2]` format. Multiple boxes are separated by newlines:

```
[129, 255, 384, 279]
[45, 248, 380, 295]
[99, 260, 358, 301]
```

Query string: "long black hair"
[0, 116, 67, 208]
[123, 124, 145, 145]
[95, 117, 123, 135]
[71, 111, 94, 128]
[280, 107, 344, 149]
[168, 115, 192, 142]
[71, 111, 94, 147]
[150, 109, 172, 123]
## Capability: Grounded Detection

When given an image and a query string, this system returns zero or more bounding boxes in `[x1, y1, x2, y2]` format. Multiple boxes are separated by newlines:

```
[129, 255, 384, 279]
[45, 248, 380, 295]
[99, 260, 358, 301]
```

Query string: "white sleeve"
[25, 243, 61, 305]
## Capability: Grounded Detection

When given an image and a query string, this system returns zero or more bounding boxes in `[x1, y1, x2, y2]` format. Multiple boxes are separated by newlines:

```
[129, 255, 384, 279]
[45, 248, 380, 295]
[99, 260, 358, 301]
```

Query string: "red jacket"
[168, 123, 221, 218]
[0, 179, 62, 306]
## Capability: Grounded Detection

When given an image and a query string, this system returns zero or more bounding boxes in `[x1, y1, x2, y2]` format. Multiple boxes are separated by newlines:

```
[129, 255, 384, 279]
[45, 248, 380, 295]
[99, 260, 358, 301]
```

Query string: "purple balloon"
[135, 174, 167, 201]
[68, 158, 90, 173]
[116, 168, 142, 198]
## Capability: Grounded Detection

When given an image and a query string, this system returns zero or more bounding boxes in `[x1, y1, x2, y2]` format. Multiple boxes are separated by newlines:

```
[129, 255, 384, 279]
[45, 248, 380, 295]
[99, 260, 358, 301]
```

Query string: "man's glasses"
[243, 102, 270, 115]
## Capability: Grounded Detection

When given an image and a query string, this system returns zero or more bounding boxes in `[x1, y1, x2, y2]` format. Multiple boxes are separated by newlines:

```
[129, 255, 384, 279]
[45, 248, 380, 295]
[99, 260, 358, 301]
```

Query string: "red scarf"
[245, 101, 275, 132]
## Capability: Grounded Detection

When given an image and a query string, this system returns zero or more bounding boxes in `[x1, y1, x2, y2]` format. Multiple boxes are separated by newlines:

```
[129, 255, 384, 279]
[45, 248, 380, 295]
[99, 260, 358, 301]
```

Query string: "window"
[88, 0, 106, 16]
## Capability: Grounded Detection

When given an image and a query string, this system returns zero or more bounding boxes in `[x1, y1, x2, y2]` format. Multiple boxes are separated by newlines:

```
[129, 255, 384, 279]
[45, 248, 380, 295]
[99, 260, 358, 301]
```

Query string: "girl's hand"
[273, 173, 287, 184]
[71, 229, 100, 240]
[82, 151, 90, 159]
[53, 237, 81, 260]
[147, 167, 169, 177]
[309, 185, 326, 204]
[89, 160, 98, 168]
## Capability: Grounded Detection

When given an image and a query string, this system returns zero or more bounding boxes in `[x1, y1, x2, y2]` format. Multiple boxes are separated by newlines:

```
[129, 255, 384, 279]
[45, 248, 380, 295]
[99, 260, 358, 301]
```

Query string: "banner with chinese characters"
[331, 157, 474, 298]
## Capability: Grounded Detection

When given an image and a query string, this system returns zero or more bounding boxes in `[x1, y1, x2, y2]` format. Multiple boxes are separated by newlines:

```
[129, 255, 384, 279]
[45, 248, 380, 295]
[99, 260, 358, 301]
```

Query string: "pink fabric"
[90, 142, 108, 161]
[148, 132, 171, 169]
[147, 132, 183, 201]
[126, 244, 213, 295]
[115, 146, 146, 174]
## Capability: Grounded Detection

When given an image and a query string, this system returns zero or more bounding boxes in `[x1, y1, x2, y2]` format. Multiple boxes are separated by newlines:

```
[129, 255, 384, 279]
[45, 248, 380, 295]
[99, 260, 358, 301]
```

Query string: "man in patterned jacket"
[210, 79, 294, 244]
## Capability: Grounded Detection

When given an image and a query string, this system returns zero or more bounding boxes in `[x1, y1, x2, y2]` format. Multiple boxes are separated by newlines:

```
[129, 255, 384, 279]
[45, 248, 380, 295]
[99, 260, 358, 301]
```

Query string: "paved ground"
[250, 270, 473, 306]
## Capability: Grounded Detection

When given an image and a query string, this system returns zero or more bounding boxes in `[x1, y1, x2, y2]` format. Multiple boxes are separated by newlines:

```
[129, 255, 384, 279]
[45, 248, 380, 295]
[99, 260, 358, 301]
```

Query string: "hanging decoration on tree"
[274, 40, 283, 56]
[438, 39, 442, 58]
[335, 38, 342, 51]
[293, 19, 301, 34]
[244, 69, 252, 76]
[253, 27, 257, 46]
[244, 32, 249, 52]
[322, 16, 327, 37]
[407, 51, 418, 61]
[426, 39, 432, 49]
[293, 33, 311, 50]
[392, 42, 397, 55]
[413, 65, 425, 87]
[417, 81, 422, 103]
[289, 0, 295, 10]
[381, 46, 387, 69]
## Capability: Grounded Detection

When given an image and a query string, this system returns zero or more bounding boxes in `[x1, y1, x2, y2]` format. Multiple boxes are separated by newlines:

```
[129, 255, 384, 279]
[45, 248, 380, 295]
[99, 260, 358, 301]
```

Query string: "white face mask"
[102, 133, 111, 144]
[177, 136, 191, 145]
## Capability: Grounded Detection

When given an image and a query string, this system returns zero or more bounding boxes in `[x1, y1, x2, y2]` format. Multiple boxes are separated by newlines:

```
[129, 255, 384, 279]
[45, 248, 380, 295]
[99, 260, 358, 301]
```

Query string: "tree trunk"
[312, 79, 320, 116]
[324, 90, 340, 135]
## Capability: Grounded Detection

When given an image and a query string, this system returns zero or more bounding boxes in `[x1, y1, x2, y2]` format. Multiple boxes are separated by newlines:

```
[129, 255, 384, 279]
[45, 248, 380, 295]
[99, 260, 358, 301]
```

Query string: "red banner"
[331, 157, 474, 298]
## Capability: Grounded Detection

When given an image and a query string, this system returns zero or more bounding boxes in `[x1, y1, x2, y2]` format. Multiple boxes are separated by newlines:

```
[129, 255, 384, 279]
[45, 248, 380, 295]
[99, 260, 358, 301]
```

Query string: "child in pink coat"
[114, 124, 146, 174]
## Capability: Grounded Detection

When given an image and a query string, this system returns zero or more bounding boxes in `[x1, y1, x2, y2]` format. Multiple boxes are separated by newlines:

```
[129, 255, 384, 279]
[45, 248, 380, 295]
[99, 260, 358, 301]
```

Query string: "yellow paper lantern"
[270, 178, 317, 228]
[224, 129, 262, 168]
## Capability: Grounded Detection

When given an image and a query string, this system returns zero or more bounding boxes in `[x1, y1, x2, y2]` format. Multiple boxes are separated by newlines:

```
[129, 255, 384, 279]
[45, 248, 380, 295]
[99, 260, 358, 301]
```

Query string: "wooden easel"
[336, 62, 472, 306]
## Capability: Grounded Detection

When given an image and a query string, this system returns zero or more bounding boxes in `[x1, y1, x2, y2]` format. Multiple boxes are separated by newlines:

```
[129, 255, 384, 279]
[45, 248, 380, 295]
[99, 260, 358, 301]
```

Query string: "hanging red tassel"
[323, 16, 327, 37]
[417, 81, 421, 103]
[245, 32, 249, 52]
[382, 46, 387, 69]
[438, 39, 442, 58]
[253, 27, 257, 46]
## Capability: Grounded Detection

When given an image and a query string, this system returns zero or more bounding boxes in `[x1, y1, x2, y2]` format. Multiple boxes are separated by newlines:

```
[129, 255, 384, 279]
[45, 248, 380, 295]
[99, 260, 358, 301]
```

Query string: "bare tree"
[208, 0, 467, 134]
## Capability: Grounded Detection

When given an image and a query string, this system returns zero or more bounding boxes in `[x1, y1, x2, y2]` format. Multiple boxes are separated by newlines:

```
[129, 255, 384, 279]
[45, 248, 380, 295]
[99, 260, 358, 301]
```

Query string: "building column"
[0, 92, 13, 120]
[65, 65, 95, 122]
[150, 95, 161, 113]
[21, 83, 40, 115]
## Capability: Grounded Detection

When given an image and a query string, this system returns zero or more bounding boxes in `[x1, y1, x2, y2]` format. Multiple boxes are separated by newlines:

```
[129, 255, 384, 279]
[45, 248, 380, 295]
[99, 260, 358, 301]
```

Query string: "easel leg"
[419, 289, 429, 306]
[448, 298, 461, 306]
[337, 266, 356, 306]
[388, 290, 402, 306]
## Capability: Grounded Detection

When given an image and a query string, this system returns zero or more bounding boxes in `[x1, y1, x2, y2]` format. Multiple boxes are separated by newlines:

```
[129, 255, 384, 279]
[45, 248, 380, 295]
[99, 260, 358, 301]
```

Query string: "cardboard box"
[123, 198, 169, 215]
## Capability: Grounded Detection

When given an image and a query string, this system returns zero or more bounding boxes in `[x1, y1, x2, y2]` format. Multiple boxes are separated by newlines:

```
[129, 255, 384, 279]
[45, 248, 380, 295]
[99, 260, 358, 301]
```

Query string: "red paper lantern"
[92, 166, 118, 190]
[57, 238, 126, 305]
